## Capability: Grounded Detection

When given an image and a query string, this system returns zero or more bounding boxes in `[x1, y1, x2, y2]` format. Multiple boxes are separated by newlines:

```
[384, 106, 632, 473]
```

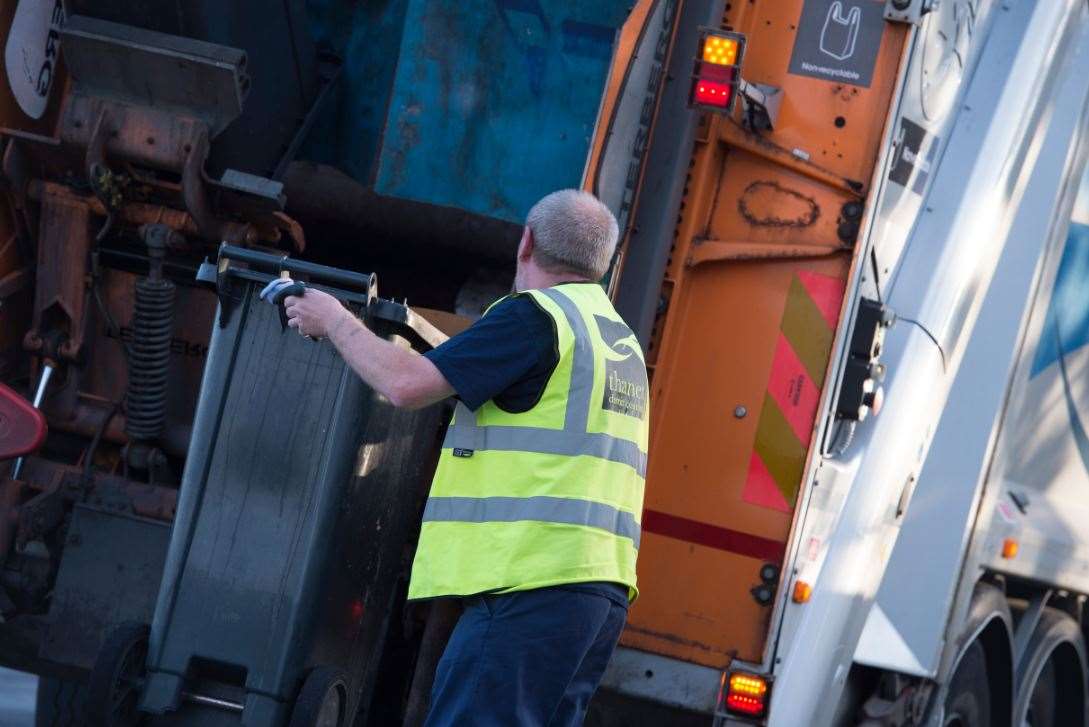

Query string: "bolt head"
[734, 406, 748, 418]
[751, 585, 773, 605]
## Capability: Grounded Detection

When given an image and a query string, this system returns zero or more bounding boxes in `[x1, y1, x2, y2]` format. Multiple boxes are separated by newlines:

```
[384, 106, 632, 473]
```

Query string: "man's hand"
[259, 277, 353, 339]
[285, 287, 353, 339]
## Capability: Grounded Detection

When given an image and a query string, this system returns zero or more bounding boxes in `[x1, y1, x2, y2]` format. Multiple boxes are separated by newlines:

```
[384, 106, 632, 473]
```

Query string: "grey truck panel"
[855, 2, 1089, 676]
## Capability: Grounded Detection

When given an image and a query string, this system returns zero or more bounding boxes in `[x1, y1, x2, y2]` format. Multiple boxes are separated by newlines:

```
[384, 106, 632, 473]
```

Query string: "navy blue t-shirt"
[424, 294, 559, 413]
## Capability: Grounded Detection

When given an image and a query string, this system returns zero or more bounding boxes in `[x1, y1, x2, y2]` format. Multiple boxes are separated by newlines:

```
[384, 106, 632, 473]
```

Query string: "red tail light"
[725, 672, 769, 717]
[693, 80, 734, 108]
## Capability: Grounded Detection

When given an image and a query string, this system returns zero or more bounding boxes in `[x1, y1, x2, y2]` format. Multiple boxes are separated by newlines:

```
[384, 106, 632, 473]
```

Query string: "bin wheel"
[87, 622, 149, 727]
[289, 667, 350, 727]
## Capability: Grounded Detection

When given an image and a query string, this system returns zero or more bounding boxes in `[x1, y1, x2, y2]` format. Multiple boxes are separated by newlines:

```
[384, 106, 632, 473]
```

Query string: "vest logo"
[594, 315, 647, 420]
[453, 448, 474, 458]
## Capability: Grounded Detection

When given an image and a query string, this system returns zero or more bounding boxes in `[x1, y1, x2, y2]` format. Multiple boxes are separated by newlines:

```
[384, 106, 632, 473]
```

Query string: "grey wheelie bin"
[87, 246, 447, 727]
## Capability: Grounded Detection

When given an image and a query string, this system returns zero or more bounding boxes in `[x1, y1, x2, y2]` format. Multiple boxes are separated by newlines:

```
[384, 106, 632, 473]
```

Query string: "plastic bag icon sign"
[788, 0, 884, 88]
[820, 2, 861, 61]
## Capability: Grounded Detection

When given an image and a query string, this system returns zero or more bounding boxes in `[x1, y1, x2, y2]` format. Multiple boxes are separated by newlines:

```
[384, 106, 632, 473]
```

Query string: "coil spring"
[125, 276, 176, 441]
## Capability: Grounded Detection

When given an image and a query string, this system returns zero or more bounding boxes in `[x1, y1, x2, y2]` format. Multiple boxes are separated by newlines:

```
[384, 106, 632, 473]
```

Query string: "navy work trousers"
[424, 584, 628, 727]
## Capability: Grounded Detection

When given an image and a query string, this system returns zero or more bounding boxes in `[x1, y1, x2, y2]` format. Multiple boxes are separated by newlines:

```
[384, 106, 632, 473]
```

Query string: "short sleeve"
[424, 296, 556, 411]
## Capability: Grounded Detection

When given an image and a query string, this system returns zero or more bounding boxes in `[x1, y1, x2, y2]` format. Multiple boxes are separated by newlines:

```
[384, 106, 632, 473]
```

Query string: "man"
[261, 189, 649, 726]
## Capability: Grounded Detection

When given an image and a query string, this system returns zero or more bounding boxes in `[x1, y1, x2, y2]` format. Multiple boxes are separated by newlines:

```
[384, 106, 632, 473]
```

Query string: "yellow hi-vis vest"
[408, 282, 649, 602]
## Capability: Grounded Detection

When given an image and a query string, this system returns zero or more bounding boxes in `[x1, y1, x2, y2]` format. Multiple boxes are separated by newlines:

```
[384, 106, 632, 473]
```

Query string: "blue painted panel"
[303, 0, 411, 182]
[375, 1, 628, 223]
[1032, 222, 1089, 376]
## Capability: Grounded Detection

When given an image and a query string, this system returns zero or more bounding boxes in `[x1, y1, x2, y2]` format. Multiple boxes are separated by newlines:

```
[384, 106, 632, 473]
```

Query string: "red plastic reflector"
[726, 673, 768, 717]
[0, 382, 47, 460]
[693, 80, 733, 108]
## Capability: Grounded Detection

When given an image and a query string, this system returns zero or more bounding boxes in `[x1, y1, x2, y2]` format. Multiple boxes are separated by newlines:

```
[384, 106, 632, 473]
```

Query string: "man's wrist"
[329, 306, 359, 341]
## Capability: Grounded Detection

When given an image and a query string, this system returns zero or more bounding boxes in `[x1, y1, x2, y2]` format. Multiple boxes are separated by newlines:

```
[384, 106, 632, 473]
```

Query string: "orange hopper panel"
[617, 0, 908, 667]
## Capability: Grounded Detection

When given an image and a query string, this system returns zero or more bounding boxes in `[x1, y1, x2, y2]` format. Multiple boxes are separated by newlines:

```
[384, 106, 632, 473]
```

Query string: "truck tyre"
[943, 640, 991, 727]
[1013, 608, 1087, 727]
[289, 666, 349, 727]
[86, 622, 149, 727]
[35, 677, 89, 727]
[1024, 659, 1056, 727]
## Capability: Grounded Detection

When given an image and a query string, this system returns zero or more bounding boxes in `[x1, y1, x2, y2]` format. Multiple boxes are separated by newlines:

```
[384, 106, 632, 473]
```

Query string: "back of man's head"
[526, 190, 619, 281]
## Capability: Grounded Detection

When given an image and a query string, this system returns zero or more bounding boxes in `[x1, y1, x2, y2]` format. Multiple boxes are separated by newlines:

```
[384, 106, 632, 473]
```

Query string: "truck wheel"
[289, 666, 349, 727]
[943, 640, 991, 727]
[1024, 658, 1056, 727]
[86, 622, 149, 727]
[35, 677, 89, 727]
[1014, 608, 1087, 727]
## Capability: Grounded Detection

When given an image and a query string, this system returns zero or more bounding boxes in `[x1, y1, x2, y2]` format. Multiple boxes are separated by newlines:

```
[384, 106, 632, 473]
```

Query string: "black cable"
[897, 316, 947, 371]
[868, 249, 884, 305]
[82, 402, 120, 490]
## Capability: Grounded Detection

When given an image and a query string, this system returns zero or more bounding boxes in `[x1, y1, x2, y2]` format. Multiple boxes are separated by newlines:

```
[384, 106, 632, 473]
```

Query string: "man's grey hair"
[526, 189, 619, 281]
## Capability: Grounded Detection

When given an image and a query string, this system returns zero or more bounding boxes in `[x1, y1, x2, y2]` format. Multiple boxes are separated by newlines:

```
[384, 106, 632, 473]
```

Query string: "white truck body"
[776, 0, 1089, 723]
[603, 1, 1089, 724]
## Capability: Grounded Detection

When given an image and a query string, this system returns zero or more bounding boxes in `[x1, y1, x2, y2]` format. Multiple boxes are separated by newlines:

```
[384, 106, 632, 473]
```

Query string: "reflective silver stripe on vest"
[444, 419, 647, 477]
[423, 495, 640, 548]
[538, 287, 594, 432]
[443, 286, 647, 477]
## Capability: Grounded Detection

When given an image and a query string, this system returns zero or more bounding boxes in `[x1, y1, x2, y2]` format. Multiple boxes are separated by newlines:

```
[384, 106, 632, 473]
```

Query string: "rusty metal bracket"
[182, 133, 256, 245]
[23, 191, 94, 363]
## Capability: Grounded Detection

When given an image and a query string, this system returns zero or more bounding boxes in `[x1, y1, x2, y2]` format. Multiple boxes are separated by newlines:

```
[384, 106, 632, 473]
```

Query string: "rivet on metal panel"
[734, 405, 747, 418]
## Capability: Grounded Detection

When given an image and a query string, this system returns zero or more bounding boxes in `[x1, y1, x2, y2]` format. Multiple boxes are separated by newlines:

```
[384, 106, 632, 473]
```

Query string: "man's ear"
[517, 226, 534, 262]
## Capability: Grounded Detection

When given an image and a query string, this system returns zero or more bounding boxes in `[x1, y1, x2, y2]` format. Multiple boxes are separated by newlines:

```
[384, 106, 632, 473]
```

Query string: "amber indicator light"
[1002, 538, 1019, 559]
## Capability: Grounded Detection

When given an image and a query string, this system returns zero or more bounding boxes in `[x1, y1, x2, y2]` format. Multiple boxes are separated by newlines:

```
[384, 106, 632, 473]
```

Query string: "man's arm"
[326, 312, 454, 410]
[270, 278, 547, 412]
[275, 283, 454, 410]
